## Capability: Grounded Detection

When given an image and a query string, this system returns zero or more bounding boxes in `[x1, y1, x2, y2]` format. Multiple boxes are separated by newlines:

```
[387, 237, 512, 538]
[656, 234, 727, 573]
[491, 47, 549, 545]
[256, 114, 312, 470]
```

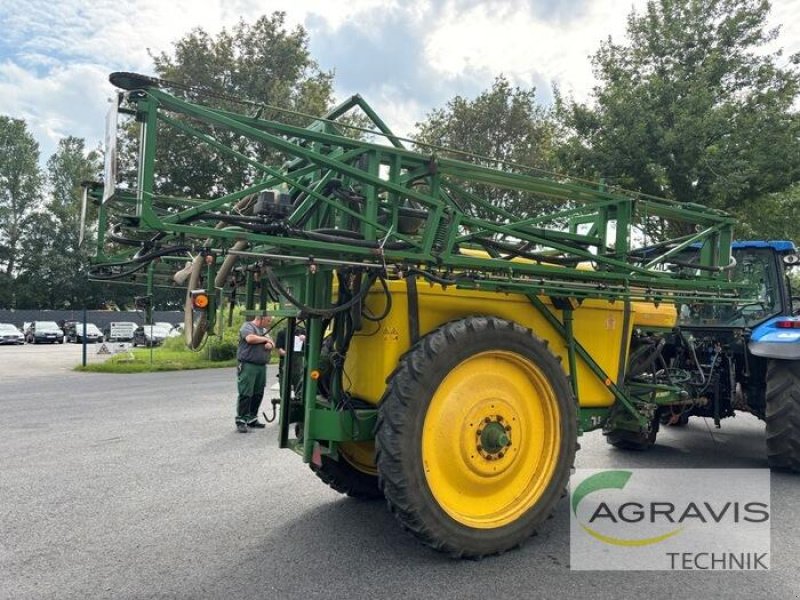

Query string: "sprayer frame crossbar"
[90, 75, 742, 306]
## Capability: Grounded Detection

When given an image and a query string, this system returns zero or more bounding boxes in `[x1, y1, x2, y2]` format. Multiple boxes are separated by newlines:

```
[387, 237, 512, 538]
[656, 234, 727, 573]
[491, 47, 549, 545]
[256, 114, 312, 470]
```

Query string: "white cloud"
[0, 0, 797, 163]
[364, 83, 429, 139]
[766, 0, 800, 59]
[1, 1, 310, 73]
[0, 0, 420, 157]
[271, 0, 407, 30]
[424, 1, 646, 100]
[0, 61, 113, 160]
[427, 0, 798, 104]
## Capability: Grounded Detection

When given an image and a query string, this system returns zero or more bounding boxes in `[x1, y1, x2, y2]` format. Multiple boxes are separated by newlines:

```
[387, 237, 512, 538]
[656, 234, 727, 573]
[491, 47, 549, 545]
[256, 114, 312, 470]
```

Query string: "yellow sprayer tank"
[344, 279, 677, 408]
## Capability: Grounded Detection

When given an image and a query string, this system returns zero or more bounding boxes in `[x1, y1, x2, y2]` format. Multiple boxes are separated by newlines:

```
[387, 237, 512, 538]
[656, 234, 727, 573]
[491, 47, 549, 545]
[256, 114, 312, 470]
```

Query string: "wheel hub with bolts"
[477, 416, 512, 459]
[460, 396, 521, 477]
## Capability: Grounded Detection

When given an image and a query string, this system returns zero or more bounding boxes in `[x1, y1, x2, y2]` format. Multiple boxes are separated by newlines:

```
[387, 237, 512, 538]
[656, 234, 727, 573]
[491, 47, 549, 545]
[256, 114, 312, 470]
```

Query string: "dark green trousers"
[278, 354, 305, 399]
[237, 361, 266, 423]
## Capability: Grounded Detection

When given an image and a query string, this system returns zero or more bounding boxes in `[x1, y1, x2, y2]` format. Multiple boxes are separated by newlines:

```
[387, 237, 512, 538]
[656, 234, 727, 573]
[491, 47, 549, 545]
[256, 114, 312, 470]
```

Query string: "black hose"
[330, 184, 365, 205]
[132, 245, 191, 263]
[361, 275, 392, 322]
[303, 229, 412, 250]
[310, 228, 364, 239]
[197, 212, 291, 235]
[107, 224, 148, 246]
[405, 267, 457, 286]
[201, 212, 265, 224]
[478, 239, 582, 266]
[107, 223, 169, 247]
[88, 243, 190, 281]
[88, 262, 150, 280]
[265, 268, 378, 317]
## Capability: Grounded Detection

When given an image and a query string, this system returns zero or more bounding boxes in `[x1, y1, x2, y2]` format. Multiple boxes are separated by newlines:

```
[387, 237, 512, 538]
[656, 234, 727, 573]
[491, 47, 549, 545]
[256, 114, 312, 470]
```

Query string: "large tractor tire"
[765, 360, 800, 472]
[375, 316, 576, 558]
[310, 442, 383, 500]
[668, 413, 690, 427]
[605, 418, 659, 451]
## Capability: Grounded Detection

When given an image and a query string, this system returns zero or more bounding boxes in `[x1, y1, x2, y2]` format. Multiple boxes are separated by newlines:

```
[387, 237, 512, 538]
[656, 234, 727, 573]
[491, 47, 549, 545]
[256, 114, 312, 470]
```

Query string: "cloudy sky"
[0, 0, 798, 162]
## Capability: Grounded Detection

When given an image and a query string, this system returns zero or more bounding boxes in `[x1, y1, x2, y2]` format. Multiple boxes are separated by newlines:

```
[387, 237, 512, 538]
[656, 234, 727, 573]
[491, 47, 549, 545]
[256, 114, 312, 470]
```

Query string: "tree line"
[1, 2, 798, 309]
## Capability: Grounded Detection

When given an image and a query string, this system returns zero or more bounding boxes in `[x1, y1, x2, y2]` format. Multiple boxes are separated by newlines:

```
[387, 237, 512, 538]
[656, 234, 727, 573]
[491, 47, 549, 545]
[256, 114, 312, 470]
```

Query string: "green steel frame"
[86, 72, 751, 458]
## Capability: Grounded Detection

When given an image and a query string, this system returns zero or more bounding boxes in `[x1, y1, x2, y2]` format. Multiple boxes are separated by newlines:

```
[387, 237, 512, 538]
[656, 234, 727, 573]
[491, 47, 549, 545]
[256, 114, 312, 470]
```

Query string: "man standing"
[236, 312, 274, 433]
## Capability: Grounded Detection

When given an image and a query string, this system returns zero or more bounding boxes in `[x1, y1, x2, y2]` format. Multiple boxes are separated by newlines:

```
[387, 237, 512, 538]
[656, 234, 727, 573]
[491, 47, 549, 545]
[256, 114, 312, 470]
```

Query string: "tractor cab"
[676, 241, 797, 329]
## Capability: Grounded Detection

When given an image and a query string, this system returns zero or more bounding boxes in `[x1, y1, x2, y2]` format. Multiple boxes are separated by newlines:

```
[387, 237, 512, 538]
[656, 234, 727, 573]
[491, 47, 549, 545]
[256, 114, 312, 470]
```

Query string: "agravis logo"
[572, 470, 682, 546]
[569, 469, 771, 570]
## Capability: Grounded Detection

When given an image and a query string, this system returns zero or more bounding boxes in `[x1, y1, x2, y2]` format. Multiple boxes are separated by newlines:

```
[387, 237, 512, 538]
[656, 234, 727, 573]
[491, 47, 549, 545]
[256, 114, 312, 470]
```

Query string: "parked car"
[65, 322, 104, 344]
[103, 321, 138, 342]
[25, 321, 64, 344]
[0, 323, 25, 345]
[132, 324, 171, 347]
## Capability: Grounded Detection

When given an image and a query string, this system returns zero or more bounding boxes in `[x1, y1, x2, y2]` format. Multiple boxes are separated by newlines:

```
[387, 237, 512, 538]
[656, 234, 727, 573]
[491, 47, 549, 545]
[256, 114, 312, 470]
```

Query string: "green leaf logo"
[572, 470, 682, 546]
[572, 470, 632, 516]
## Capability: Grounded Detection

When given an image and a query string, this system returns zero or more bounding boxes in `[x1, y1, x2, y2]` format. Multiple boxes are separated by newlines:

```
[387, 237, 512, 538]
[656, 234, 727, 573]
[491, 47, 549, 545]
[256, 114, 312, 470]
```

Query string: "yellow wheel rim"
[340, 442, 377, 476]
[421, 350, 562, 529]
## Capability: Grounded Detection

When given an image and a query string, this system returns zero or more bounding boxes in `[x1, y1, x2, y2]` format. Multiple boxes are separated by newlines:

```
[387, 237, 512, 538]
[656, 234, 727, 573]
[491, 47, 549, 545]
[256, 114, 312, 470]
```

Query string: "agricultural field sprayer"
[83, 72, 799, 557]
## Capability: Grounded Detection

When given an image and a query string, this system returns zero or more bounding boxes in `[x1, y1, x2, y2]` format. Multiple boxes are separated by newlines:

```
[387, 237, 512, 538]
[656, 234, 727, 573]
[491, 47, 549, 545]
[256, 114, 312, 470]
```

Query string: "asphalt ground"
[1, 345, 798, 599]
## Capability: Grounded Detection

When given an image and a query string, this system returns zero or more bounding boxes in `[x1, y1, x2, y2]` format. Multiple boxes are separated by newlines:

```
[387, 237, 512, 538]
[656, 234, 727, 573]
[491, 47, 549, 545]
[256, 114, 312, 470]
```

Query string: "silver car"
[0, 323, 25, 345]
[66, 323, 104, 344]
[132, 325, 171, 347]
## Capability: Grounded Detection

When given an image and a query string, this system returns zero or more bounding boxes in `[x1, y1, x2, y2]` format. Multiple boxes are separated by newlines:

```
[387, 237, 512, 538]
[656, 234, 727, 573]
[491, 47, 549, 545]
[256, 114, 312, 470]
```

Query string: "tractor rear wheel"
[605, 418, 659, 451]
[310, 441, 383, 499]
[375, 316, 576, 558]
[669, 413, 690, 427]
[765, 360, 800, 472]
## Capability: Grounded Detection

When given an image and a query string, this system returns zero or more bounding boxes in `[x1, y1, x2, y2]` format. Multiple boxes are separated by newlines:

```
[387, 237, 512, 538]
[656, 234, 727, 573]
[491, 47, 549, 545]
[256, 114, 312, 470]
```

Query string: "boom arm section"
[87, 72, 743, 344]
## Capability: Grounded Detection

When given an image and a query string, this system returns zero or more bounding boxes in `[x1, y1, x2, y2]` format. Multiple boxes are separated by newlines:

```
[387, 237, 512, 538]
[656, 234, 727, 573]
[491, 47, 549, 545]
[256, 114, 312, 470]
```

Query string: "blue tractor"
[612, 240, 800, 471]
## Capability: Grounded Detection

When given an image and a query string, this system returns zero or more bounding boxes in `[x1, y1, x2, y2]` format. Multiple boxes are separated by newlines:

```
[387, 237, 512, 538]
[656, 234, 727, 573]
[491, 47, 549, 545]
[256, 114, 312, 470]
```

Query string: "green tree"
[556, 0, 800, 232]
[15, 137, 104, 308]
[735, 183, 800, 241]
[413, 76, 559, 217]
[0, 116, 42, 306]
[124, 12, 334, 199]
[14, 212, 54, 308]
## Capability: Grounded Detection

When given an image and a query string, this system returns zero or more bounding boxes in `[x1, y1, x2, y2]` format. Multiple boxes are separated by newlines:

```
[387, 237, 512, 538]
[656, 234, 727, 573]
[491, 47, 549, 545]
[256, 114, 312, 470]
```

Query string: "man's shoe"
[247, 420, 266, 429]
[236, 422, 248, 433]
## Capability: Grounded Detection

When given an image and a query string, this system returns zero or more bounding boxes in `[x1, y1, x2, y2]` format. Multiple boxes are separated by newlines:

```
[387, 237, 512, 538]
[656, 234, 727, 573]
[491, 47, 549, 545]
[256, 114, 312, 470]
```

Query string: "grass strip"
[75, 346, 237, 373]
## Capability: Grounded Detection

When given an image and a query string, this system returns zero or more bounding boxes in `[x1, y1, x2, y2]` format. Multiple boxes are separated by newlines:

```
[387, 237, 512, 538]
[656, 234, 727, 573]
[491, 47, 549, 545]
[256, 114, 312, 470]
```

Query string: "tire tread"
[765, 360, 800, 472]
[375, 315, 577, 558]
[310, 455, 383, 499]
